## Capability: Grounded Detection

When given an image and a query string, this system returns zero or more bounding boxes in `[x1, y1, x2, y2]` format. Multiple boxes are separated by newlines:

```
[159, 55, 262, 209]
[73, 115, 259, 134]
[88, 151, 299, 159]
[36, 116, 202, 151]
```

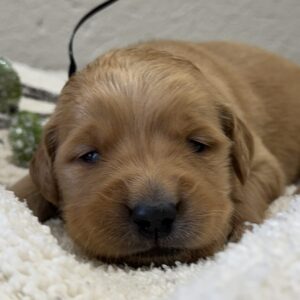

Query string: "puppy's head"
[30, 47, 253, 266]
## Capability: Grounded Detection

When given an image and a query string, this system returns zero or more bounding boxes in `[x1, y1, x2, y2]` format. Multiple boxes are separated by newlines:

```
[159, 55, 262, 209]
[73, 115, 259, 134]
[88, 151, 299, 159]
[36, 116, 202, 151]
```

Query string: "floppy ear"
[220, 105, 254, 184]
[29, 123, 59, 207]
[10, 174, 58, 222]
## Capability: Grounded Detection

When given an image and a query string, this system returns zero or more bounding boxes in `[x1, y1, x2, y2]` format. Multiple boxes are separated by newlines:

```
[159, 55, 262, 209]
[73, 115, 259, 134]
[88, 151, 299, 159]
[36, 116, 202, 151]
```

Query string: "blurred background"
[1, 0, 300, 185]
[1, 0, 300, 71]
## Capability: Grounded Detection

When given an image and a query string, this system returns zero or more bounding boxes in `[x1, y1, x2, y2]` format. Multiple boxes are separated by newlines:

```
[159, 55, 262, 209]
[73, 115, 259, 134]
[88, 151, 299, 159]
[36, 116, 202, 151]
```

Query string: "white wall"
[1, 0, 300, 71]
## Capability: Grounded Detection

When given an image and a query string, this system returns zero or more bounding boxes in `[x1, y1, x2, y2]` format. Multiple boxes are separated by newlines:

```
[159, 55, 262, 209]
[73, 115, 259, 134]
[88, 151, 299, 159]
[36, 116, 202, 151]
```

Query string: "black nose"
[132, 203, 177, 239]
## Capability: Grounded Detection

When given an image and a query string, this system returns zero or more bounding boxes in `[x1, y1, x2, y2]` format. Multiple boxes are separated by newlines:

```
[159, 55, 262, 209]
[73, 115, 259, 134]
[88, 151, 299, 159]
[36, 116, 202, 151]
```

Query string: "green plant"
[0, 57, 21, 115]
[9, 111, 43, 168]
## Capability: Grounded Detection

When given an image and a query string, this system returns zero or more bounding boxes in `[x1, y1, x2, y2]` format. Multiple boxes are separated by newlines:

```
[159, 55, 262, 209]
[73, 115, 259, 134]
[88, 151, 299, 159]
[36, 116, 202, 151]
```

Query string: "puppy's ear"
[220, 105, 254, 184]
[11, 174, 58, 222]
[30, 123, 59, 206]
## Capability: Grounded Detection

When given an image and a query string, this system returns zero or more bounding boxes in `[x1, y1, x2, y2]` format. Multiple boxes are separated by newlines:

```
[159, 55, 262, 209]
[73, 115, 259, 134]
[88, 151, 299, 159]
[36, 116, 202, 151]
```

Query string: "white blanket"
[1, 63, 300, 300]
[173, 188, 300, 300]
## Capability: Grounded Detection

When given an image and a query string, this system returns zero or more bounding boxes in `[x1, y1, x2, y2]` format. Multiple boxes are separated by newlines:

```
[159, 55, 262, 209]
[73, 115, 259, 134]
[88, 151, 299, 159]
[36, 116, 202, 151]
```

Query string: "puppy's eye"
[188, 139, 207, 153]
[79, 151, 100, 163]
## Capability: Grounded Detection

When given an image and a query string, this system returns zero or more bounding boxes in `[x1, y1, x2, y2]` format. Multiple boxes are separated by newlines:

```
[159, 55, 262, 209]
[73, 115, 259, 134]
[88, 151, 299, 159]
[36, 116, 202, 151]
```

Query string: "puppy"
[11, 41, 300, 266]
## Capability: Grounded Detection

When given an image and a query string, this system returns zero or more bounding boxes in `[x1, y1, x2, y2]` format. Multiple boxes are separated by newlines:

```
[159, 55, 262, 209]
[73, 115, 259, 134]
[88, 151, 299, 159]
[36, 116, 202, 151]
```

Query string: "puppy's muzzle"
[131, 202, 177, 239]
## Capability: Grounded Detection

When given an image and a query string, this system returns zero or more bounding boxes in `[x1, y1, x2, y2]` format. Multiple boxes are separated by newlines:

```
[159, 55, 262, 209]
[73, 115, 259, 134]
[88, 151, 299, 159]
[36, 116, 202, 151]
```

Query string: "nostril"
[161, 217, 174, 228]
[175, 201, 182, 211]
[134, 219, 151, 230]
[132, 203, 177, 239]
[132, 206, 152, 231]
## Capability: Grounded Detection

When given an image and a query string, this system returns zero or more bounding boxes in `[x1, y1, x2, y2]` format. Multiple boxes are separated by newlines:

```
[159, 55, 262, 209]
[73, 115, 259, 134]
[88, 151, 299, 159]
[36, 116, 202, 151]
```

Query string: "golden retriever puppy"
[11, 41, 300, 266]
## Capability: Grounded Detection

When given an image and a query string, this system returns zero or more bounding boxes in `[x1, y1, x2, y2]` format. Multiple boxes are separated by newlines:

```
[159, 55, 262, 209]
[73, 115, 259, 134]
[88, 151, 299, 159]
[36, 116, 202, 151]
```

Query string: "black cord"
[68, 0, 120, 78]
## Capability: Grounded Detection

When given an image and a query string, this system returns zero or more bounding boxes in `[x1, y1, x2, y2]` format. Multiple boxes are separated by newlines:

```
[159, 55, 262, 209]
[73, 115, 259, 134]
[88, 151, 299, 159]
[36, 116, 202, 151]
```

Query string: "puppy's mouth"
[133, 247, 183, 258]
[99, 247, 188, 267]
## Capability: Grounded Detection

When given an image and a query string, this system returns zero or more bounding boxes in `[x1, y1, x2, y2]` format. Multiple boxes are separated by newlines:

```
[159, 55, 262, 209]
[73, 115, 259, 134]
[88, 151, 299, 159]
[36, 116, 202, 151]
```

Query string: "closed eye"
[188, 139, 208, 153]
[79, 150, 100, 164]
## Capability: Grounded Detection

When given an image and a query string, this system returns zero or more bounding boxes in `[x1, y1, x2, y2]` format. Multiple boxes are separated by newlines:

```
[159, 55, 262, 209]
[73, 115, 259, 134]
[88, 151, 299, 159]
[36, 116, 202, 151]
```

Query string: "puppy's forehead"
[58, 47, 220, 133]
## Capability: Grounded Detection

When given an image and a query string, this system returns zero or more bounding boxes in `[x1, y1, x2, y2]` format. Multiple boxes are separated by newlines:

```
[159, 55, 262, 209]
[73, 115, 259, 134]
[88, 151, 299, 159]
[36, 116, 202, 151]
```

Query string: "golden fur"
[11, 41, 300, 266]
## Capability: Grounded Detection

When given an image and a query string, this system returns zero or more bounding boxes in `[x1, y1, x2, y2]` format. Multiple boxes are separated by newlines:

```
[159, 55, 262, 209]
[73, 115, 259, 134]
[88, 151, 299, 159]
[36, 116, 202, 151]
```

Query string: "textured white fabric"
[172, 189, 300, 300]
[1, 64, 300, 300]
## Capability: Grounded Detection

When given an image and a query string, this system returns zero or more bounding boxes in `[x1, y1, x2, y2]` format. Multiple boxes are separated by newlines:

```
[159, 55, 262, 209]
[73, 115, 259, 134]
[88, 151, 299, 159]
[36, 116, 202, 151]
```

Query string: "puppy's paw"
[228, 222, 253, 243]
[294, 184, 300, 195]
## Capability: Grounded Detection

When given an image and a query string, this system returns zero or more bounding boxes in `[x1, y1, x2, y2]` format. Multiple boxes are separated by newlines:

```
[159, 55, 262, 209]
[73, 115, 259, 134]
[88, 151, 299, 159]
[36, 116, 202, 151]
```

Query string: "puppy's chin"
[96, 241, 225, 267]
